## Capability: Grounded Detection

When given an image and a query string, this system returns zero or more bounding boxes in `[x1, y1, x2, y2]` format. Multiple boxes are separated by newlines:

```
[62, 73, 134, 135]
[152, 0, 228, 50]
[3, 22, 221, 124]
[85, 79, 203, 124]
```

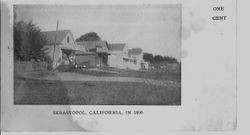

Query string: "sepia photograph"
[13, 4, 182, 105]
[1, 0, 239, 132]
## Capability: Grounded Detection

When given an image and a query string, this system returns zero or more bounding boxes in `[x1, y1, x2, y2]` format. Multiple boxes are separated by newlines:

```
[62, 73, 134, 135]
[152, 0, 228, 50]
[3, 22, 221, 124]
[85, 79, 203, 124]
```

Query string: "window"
[67, 36, 69, 43]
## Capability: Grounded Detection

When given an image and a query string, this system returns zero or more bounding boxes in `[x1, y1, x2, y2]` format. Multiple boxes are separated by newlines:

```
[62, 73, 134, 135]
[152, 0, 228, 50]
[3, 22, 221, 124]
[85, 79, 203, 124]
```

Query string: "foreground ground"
[14, 68, 181, 105]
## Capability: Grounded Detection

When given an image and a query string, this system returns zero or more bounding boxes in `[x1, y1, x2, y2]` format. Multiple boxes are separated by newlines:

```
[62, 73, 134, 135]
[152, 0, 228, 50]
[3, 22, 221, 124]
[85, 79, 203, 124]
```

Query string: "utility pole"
[52, 19, 59, 65]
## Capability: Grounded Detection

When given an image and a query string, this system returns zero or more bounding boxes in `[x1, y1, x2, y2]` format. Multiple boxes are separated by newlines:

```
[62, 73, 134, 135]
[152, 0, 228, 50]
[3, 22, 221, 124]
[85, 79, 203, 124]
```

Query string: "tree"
[154, 55, 164, 63]
[14, 20, 47, 61]
[163, 56, 178, 63]
[143, 53, 178, 64]
[143, 53, 154, 63]
[76, 32, 101, 42]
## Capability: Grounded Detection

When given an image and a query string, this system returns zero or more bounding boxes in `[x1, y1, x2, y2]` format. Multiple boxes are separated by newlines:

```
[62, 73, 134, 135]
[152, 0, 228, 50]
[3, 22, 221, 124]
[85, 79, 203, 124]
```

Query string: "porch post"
[99, 55, 102, 67]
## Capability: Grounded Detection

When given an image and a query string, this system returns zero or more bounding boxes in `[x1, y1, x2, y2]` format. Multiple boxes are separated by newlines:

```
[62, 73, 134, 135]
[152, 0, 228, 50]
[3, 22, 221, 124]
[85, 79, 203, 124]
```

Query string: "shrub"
[56, 64, 75, 72]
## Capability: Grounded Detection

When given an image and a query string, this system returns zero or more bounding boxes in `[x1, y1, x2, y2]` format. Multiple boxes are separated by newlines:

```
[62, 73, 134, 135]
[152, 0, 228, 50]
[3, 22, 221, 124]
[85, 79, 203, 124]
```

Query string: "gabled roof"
[76, 41, 109, 52]
[128, 48, 143, 55]
[107, 43, 126, 51]
[42, 30, 72, 45]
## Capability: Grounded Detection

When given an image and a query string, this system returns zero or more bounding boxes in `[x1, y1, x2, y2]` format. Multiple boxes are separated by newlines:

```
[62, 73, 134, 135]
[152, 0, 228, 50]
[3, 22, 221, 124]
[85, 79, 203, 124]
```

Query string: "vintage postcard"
[1, 0, 237, 133]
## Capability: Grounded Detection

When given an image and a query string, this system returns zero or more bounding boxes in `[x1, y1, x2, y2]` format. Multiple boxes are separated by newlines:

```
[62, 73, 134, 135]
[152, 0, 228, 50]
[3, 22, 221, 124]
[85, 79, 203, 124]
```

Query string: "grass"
[113, 68, 181, 82]
[72, 67, 181, 82]
[14, 64, 181, 105]
[14, 77, 181, 105]
[14, 76, 70, 105]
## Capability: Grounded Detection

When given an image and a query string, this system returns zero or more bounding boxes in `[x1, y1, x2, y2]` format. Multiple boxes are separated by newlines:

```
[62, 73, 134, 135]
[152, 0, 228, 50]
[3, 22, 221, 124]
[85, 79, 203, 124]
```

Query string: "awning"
[97, 52, 110, 55]
[60, 46, 78, 51]
[60, 44, 86, 52]
[75, 51, 96, 55]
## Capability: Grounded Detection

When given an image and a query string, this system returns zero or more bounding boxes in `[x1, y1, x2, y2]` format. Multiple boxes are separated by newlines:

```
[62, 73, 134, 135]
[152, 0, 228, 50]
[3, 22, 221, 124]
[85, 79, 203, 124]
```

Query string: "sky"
[14, 4, 181, 61]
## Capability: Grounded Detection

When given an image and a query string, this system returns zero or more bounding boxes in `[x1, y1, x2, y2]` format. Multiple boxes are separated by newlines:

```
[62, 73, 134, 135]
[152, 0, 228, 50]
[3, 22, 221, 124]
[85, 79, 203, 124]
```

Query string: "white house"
[107, 44, 148, 70]
[107, 43, 129, 69]
[128, 48, 149, 70]
[42, 30, 85, 68]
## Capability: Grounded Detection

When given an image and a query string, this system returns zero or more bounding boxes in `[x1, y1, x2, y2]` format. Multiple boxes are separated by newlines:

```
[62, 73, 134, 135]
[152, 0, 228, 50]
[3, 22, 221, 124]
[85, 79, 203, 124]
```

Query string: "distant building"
[76, 41, 110, 67]
[107, 45, 149, 70]
[41, 30, 85, 68]
[107, 43, 129, 69]
[128, 48, 148, 70]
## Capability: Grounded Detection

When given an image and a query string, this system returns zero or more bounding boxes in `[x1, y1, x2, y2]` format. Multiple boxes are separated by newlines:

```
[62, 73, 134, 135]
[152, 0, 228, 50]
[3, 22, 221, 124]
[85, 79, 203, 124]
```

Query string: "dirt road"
[18, 72, 181, 87]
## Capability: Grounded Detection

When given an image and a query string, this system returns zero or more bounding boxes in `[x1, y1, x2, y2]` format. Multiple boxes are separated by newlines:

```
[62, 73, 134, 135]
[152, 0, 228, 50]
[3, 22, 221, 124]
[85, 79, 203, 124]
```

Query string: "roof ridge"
[42, 29, 70, 33]
[76, 40, 107, 42]
[108, 43, 126, 44]
[129, 48, 142, 50]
